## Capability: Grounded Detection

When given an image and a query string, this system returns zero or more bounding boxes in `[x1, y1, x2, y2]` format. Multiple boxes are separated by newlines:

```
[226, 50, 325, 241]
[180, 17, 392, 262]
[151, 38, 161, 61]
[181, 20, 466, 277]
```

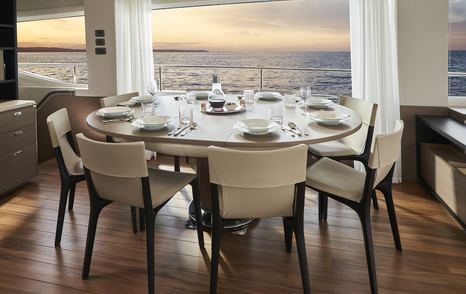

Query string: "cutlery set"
[282, 122, 309, 137]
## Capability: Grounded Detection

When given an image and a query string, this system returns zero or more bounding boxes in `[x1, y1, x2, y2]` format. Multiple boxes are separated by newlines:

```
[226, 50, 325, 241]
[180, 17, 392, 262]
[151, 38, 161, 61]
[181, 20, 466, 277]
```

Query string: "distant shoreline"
[18, 47, 209, 53]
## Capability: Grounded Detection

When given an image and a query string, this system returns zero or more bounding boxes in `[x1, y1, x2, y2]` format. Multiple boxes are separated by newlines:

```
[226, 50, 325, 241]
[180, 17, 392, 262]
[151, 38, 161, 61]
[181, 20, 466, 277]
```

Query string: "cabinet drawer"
[0, 125, 36, 154]
[0, 106, 36, 132]
[0, 144, 37, 194]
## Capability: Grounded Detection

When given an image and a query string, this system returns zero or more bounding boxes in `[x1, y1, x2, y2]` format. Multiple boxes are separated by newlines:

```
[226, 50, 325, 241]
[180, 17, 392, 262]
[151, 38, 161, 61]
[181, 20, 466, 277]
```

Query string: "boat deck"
[0, 159, 465, 293]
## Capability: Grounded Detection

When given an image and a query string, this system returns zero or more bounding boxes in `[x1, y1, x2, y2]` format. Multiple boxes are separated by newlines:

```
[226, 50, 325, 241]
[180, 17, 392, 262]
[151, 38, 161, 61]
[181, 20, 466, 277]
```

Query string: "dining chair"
[308, 96, 379, 215]
[207, 144, 311, 294]
[306, 120, 404, 294]
[47, 108, 85, 247]
[76, 133, 204, 294]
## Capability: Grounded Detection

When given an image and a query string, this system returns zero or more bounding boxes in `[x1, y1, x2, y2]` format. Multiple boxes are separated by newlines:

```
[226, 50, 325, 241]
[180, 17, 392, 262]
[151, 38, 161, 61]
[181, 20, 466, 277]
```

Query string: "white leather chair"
[47, 108, 85, 247]
[76, 133, 204, 294]
[308, 96, 379, 215]
[306, 120, 404, 294]
[100, 92, 138, 108]
[207, 145, 311, 294]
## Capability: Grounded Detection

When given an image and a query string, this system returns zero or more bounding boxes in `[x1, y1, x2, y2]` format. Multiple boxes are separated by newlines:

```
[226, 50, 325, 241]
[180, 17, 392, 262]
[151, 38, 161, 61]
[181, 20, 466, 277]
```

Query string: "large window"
[17, 16, 87, 84]
[449, 0, 466, 97]
[151, 0, 351, 95]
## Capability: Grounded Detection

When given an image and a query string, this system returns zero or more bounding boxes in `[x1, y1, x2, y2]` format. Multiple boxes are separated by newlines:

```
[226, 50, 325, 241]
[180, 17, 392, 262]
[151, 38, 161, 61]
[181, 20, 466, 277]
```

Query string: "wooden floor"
[0, 159, 465, 294]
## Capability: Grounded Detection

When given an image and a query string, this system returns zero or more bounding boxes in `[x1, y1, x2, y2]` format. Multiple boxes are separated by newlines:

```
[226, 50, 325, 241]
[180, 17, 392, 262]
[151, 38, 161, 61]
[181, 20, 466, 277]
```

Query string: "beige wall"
[84, 0, 118, 97]
[398, 0, 449, 107]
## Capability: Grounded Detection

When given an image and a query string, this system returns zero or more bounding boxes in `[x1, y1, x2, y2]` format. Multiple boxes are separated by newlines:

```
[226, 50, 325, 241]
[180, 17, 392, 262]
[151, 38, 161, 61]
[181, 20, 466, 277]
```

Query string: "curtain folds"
[350, 0, 402, 182]
[115, 0, 154, 95]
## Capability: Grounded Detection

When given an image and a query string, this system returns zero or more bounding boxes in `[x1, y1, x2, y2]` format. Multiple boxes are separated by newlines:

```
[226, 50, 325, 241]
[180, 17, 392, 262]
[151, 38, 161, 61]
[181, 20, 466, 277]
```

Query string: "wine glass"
[148, 79, 158, 97]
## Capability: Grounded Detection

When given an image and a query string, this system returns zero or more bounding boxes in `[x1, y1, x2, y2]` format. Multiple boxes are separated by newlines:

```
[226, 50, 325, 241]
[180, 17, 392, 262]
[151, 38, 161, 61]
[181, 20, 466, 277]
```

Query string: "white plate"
[255, 91, 283, 101]
[96, 106, 133, 118]
[306, 98, 332, 108]
[139, 116, 173, 127]
[234, 119, 280, 135]
[310, 110, 350, 125]
[132, 118, 173, 131]
[130, 95, 158, 104]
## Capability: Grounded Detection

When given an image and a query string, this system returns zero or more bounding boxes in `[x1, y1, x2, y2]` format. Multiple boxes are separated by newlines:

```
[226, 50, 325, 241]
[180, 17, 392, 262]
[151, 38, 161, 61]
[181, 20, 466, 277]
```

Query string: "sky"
[17, 0, 466, 51]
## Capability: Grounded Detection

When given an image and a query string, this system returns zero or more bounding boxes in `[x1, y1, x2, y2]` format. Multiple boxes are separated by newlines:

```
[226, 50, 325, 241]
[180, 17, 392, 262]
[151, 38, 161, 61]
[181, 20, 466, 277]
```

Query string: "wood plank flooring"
[0, 159, 465, 293]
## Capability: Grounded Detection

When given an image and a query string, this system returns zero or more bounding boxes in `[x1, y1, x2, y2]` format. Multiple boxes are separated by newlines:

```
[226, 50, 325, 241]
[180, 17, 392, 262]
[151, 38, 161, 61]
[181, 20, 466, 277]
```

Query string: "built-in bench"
[416, 115, 466, 229]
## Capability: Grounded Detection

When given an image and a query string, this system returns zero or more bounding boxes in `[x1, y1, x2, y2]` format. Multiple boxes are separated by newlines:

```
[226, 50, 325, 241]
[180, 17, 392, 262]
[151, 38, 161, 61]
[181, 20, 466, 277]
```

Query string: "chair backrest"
[76, 133, 149, 207]
[100, 92, 138, 107]
[207, 144, 308, 219]
[369, 120, 404, 187]
[47, 108, 82, 176]
[339, 96, 378, 156]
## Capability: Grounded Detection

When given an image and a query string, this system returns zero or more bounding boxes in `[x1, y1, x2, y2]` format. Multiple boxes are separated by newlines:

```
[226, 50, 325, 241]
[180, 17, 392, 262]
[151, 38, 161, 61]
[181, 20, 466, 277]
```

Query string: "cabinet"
[0, 100, 37, 195]
[0, 0, 18, 100]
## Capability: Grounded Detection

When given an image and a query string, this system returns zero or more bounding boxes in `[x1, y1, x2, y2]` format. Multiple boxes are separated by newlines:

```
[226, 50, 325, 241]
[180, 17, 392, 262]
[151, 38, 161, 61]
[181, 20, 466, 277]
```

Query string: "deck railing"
[18, 62, 466, 93]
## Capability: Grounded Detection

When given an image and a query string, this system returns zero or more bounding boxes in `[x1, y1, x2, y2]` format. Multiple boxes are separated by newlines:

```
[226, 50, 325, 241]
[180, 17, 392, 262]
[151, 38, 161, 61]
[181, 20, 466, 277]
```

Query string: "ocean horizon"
[17, 50, 466, 96]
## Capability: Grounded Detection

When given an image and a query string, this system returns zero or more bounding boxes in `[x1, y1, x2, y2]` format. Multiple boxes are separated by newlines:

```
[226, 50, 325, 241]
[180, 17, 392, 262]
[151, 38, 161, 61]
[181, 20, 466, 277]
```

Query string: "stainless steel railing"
[17, 62, 466, 90]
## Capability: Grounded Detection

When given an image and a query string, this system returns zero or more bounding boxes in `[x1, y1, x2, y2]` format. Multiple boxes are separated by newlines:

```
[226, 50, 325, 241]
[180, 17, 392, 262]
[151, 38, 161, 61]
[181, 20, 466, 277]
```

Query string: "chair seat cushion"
[148, 168, 197, 207]
[306, 157, 366, 202]
[308, 140, 360, 157]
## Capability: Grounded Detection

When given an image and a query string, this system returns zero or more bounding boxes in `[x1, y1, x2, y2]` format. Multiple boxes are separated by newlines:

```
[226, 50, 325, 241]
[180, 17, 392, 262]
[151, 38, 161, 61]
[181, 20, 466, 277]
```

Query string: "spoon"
[288, 122, 308, 136]
[180, 121, 198, 136]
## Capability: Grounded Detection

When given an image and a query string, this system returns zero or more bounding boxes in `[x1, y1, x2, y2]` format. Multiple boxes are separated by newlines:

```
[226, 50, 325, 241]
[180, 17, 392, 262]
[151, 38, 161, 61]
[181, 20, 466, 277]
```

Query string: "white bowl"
[139, 116, 172, 127]
[310, 110, 350, 125]
[255, 92, 283, 101]
[234, 119, 280, 135]
[306, 98, 332, 107]
[96, 106, 133, 118]
[130, 95, 157, 103]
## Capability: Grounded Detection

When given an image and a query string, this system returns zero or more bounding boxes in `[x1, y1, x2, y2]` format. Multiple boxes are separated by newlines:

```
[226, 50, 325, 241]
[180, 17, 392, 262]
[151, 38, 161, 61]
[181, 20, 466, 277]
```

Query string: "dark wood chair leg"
[174, 156, 180, 172]
[294, 216, 311, 294]
[145, 210, 156, 294]
[318, 192, 323, 222]
[130, 206, 138, 233]
[55, 184, 70, 247]
[210, 213, 223, 294]
[283, 217, 293, 253]
[379, 185, 402, 251]
[68, 183, 76, 211]
[191, 179, 204, 247]
[371, 191, 379, 209]
[82, 198, 109, 279]
[322, 194, 328, 221]
[139, 208, 146, 231]
[358, 208, 378, 294]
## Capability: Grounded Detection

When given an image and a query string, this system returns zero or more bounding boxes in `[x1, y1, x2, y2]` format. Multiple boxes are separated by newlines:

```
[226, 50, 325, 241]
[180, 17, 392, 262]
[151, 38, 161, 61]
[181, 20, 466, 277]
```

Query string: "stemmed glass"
[299, 86, 313, 116]
[148, 79, 158, 97]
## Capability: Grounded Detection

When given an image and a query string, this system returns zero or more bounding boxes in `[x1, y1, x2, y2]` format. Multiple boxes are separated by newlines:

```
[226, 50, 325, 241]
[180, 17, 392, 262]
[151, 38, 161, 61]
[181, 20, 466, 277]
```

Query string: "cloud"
[450, 0, 466, 23]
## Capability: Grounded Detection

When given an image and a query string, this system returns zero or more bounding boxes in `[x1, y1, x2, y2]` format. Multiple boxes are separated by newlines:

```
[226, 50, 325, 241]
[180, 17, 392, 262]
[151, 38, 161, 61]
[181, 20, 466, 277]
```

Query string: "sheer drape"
[115, 0, 154, 95]
[350, 0, 402, 182]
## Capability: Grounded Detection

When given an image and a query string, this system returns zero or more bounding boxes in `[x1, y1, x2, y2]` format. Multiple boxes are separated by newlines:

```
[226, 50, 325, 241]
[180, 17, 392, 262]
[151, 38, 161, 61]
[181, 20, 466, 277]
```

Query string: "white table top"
[86, 93, 362, 149]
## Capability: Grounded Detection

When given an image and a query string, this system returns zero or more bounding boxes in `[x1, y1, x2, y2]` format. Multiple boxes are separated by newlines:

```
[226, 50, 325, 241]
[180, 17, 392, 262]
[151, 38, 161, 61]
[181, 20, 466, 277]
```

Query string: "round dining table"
[86, 91, 362, 230]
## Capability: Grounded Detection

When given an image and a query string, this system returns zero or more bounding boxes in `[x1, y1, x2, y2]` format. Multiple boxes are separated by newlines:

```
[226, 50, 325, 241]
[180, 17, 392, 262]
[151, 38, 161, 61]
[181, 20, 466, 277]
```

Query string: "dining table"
[86, 91, 363, 231]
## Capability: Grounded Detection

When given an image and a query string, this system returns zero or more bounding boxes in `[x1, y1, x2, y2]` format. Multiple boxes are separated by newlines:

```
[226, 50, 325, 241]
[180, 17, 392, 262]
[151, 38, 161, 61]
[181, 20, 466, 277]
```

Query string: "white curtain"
[350, 0, 402, 182]
[115, 0, 154, 95]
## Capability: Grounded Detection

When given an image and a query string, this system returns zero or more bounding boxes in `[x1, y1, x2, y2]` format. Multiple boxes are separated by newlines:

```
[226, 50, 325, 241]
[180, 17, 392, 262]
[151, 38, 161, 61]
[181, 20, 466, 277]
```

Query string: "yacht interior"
[0, 0, 465, 294]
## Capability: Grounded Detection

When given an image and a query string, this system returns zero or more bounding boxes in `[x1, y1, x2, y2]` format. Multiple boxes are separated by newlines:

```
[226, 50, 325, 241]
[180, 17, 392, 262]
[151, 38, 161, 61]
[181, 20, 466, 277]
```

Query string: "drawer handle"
[14, 150, 24, 157]
[14, 131, 23, 136]
[13, 111, 23, 117]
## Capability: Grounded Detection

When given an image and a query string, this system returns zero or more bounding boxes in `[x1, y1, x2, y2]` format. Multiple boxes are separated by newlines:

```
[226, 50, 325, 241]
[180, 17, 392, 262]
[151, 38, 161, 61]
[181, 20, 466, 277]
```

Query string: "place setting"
[96, 106, 135, 124]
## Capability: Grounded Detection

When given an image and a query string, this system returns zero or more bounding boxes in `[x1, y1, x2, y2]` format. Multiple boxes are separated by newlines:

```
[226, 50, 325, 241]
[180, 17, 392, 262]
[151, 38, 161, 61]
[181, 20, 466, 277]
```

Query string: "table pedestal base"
[185, 201, 254, 233]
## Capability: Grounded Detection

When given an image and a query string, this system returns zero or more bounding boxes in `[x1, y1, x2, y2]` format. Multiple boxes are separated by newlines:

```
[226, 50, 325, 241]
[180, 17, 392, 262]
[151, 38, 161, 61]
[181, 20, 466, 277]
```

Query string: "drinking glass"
[185, 91, 196, 104]
[179, 106, 193, 125]
[148, 79, 158, 97]
[269, 105, 284, 125]
[284, 94, 297, 108]
[243, 90, 255, 105]
[141, 102, 155, 117]
[299, 86, 312, 101]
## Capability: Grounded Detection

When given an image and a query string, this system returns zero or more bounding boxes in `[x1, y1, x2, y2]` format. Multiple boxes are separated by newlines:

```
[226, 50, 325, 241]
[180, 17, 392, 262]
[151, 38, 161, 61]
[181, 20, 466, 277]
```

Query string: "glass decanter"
[208, 74, 226, 110]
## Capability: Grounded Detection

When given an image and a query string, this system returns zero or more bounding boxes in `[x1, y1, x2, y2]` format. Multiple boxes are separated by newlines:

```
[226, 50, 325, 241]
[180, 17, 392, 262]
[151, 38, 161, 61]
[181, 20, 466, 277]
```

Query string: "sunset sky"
[17, 0, 466, 51]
